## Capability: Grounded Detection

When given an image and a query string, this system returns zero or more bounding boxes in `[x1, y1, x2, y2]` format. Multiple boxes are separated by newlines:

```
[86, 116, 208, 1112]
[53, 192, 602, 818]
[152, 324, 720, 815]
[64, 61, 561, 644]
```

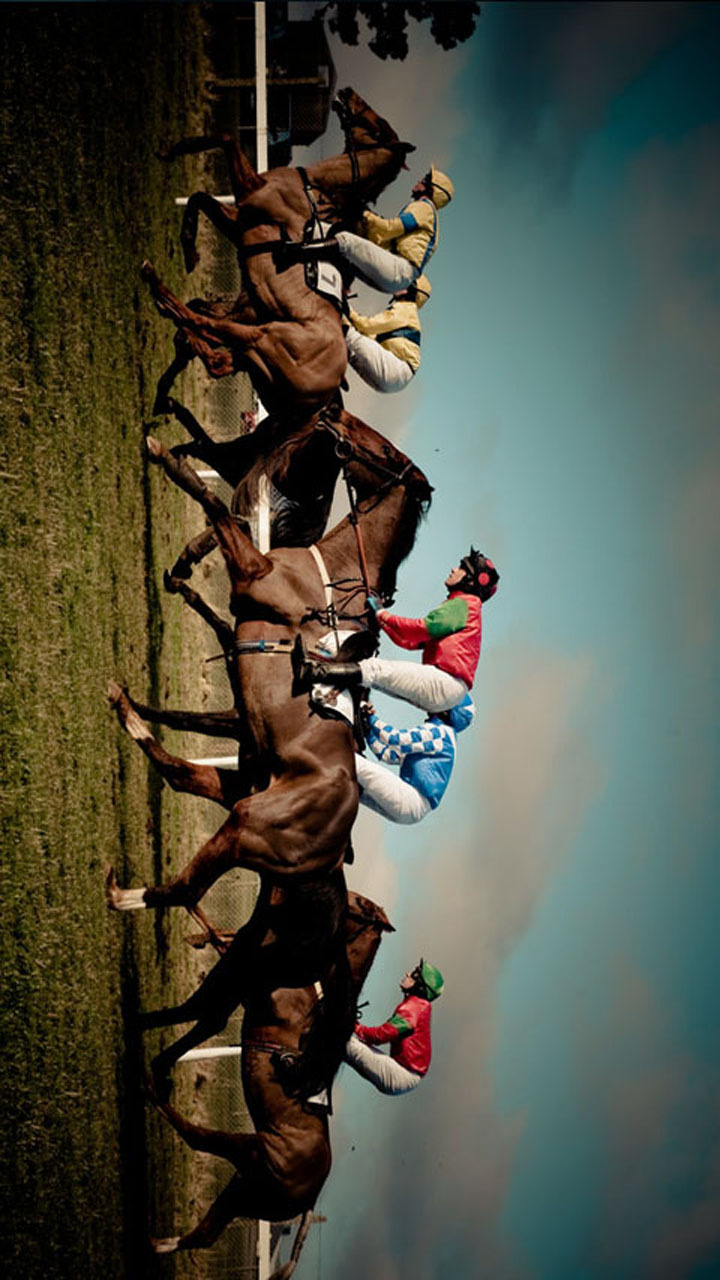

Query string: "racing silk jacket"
[354, 994, 433, 1076]
[367, 695, 474, 808]
[363, 196, 438, 271]
[376, 590, 483, 689]
[348, 298, 421, 372]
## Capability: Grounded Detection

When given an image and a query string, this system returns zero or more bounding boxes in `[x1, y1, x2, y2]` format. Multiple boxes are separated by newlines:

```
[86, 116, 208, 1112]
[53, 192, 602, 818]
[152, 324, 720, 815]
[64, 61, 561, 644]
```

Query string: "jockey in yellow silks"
[336, 166, 453, 294]
[344, 274, 431, 393]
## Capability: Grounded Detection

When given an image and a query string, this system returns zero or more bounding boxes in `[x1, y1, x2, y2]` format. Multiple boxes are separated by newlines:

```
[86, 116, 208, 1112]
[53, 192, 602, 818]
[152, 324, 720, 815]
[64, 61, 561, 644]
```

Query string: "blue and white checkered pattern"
[365, 713, 458, 810]
[369, 719, 451, 765]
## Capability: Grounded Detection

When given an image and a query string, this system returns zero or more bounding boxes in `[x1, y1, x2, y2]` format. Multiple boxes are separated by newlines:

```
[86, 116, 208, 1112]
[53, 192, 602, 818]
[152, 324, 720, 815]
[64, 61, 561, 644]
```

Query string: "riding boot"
[292, 635, 363, 694]
[283, 238, 341, 265]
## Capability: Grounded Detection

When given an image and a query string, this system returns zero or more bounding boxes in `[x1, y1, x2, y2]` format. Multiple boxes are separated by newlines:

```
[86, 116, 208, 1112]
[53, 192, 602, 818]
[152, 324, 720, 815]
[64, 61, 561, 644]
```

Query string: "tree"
[319, 2, 481, 62]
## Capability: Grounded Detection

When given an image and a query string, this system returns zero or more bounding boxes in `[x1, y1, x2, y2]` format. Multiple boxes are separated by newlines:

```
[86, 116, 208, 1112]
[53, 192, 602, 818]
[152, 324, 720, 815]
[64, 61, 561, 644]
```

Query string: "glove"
[366, 593, 382, 615]
[363, 211, 403, 245]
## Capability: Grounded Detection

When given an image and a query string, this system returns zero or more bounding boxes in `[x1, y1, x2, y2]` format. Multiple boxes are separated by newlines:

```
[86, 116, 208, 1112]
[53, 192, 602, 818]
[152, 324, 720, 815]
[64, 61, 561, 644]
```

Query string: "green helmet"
[413, 958, 444, 1001]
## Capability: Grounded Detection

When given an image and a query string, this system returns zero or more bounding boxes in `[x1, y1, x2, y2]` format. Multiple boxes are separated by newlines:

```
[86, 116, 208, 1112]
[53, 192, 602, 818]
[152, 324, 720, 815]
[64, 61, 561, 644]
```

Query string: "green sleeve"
[388, 1013, 412, 1037]
[424, 597, 469, 639]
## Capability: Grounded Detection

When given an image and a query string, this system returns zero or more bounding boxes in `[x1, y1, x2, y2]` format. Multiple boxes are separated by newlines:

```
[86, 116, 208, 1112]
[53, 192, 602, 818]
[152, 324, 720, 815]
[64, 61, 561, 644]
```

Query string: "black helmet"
[460, 547, 499, 601]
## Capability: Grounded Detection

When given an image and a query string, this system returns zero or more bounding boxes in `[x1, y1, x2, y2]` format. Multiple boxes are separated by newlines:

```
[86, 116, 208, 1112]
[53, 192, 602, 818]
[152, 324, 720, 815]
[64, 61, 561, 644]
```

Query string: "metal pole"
[254, 15, 272, 1271]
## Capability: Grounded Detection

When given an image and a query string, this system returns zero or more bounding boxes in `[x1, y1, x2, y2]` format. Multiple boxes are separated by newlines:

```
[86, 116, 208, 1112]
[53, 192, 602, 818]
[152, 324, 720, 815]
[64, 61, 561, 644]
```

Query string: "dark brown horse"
[148, 87, 414, 416]
[106, 431, 430, 908]
[163, 394, 424, 558]
[146, 888, 393, 1253]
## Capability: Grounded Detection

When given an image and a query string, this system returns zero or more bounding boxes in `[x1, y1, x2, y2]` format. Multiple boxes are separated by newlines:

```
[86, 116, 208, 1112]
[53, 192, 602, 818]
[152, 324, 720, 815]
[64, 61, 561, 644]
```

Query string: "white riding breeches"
[355, 753, 432, 824]
[358, 657, 469, 713]
[345, 327, 415, 394]
[336, 230, 419, 293]
[344, 1034, 423, 1096]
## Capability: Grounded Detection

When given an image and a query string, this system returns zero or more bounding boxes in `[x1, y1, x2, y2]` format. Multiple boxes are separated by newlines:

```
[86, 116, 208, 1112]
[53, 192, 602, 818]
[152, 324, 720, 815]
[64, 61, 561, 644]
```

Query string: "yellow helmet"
[413, 273, 432, 307]
[428, 166, 454, 208]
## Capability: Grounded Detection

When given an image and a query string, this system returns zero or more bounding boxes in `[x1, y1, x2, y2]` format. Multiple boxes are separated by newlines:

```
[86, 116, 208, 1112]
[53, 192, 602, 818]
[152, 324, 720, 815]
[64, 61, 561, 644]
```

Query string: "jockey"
[344, 275, 431, 394]
[335, 166, 453, 294]
[293, 548, 499, 714]
[344, 959, 444, 1095]
[356, 694, 474, 824]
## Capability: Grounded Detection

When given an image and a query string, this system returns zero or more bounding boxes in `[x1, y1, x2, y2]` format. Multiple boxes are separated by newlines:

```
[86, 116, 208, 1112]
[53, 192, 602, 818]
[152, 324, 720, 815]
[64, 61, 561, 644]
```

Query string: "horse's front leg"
[108, 683, 243, 808]
[159, 130, 265, 199]
[167, 524, 219, 581]
[146, 435, 273, 592]
[123, 690, 242, 739]
[152, 1172, 254, 1254]
[179, 191, 241, 272]
[153, 345, 190, 415]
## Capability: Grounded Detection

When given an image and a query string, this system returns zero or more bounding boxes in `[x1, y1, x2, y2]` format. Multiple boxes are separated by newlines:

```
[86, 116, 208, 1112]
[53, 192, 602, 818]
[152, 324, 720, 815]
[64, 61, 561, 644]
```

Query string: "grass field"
[1, 8, 256, 1276]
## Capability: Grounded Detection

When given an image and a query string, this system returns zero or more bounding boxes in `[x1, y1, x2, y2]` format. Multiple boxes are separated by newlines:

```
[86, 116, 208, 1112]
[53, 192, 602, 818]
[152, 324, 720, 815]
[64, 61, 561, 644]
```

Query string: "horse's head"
[322, 409, 433, 509]
[346, 890, 395, 935]
[333, 86, 415, 202]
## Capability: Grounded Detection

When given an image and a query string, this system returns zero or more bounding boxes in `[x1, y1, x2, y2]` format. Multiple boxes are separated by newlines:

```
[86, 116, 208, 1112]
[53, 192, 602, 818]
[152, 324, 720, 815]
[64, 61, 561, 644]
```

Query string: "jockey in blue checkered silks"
[355, 693, 475, 824]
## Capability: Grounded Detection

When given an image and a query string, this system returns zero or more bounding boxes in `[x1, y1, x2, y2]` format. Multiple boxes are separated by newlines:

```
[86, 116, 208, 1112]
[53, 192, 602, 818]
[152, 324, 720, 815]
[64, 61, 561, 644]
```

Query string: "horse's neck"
[318, 486, 407, 600]
[306, 150, 398, 217]
[347, 924, 385, 994]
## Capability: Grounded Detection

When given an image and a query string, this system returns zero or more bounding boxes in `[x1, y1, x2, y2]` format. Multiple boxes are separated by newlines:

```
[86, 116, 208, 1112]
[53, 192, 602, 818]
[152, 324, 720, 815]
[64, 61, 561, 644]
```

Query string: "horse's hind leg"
[108, 683, 242, 808]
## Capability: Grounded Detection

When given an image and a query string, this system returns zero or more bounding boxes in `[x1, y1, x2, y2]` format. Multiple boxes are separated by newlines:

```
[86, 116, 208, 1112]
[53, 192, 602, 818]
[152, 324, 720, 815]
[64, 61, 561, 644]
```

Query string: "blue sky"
[292, 5, 720, 1277]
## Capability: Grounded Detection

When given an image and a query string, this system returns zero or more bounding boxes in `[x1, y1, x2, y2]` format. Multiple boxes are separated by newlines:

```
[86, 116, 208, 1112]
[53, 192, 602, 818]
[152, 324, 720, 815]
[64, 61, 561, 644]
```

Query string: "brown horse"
[106, 432, 431, 908]
[146, 889, 394, 1253]
[148, 87, 414, 416]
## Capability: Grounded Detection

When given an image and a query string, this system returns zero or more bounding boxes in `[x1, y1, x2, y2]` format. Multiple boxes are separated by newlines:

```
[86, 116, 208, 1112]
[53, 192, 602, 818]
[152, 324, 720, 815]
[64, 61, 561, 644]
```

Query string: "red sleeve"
[354, 1009, 413, 1046]
[377, 610, 431, 650]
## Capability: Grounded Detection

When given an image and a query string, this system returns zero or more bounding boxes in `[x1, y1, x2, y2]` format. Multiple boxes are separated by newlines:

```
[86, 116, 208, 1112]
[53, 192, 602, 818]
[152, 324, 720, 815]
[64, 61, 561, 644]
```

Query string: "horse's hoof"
[146, 436, 163, 462]
[140, 259, 157, 286]
[107, 680, 122, 707]
[151, 1237, 180, 1255]
[163, 570, 184, 594]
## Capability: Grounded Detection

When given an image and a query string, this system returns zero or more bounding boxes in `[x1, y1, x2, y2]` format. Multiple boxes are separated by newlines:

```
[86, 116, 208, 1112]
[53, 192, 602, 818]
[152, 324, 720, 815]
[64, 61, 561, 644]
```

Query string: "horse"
[147, 87, 414, 416]
[144, 888, 394, 1254]
[105, 431, 431, 908]
[161, 394, 424, 559]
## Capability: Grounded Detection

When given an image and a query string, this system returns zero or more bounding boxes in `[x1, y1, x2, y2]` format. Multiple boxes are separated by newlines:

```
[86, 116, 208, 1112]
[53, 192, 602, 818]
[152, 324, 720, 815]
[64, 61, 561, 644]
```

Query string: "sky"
[289, 4, 720, 1279]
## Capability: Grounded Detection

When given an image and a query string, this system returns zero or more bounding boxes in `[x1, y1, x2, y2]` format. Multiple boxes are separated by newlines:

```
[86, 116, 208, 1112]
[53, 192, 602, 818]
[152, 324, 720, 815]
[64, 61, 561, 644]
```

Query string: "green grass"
[0, 7, 256, 1276]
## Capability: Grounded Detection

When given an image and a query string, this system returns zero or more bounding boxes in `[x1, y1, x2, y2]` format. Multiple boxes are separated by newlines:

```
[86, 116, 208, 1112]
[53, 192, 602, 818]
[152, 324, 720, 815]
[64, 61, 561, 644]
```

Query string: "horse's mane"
[374, 473, 433, 600]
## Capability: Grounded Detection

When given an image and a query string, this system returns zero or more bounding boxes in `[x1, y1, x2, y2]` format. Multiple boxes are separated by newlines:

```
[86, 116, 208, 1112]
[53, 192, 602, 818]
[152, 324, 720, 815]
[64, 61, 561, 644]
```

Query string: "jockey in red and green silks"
[294, 548, 499, 715]
[344, 960, 444, 1096]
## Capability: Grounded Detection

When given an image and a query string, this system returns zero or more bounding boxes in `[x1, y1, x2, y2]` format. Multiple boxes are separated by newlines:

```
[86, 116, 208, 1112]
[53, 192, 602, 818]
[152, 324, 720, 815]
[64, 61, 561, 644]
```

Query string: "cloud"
[571, 958, 720, 1278]
[623, 123, 720, 375]
[673, 437, 720, 652]
[479, 1, 695, 186]
[330, 647, 604, 1279]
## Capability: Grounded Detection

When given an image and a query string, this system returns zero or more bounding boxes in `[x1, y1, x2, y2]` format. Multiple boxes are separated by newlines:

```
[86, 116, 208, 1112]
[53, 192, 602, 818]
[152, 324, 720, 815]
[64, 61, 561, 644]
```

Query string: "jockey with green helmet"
[344, 959, 444, 1095]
